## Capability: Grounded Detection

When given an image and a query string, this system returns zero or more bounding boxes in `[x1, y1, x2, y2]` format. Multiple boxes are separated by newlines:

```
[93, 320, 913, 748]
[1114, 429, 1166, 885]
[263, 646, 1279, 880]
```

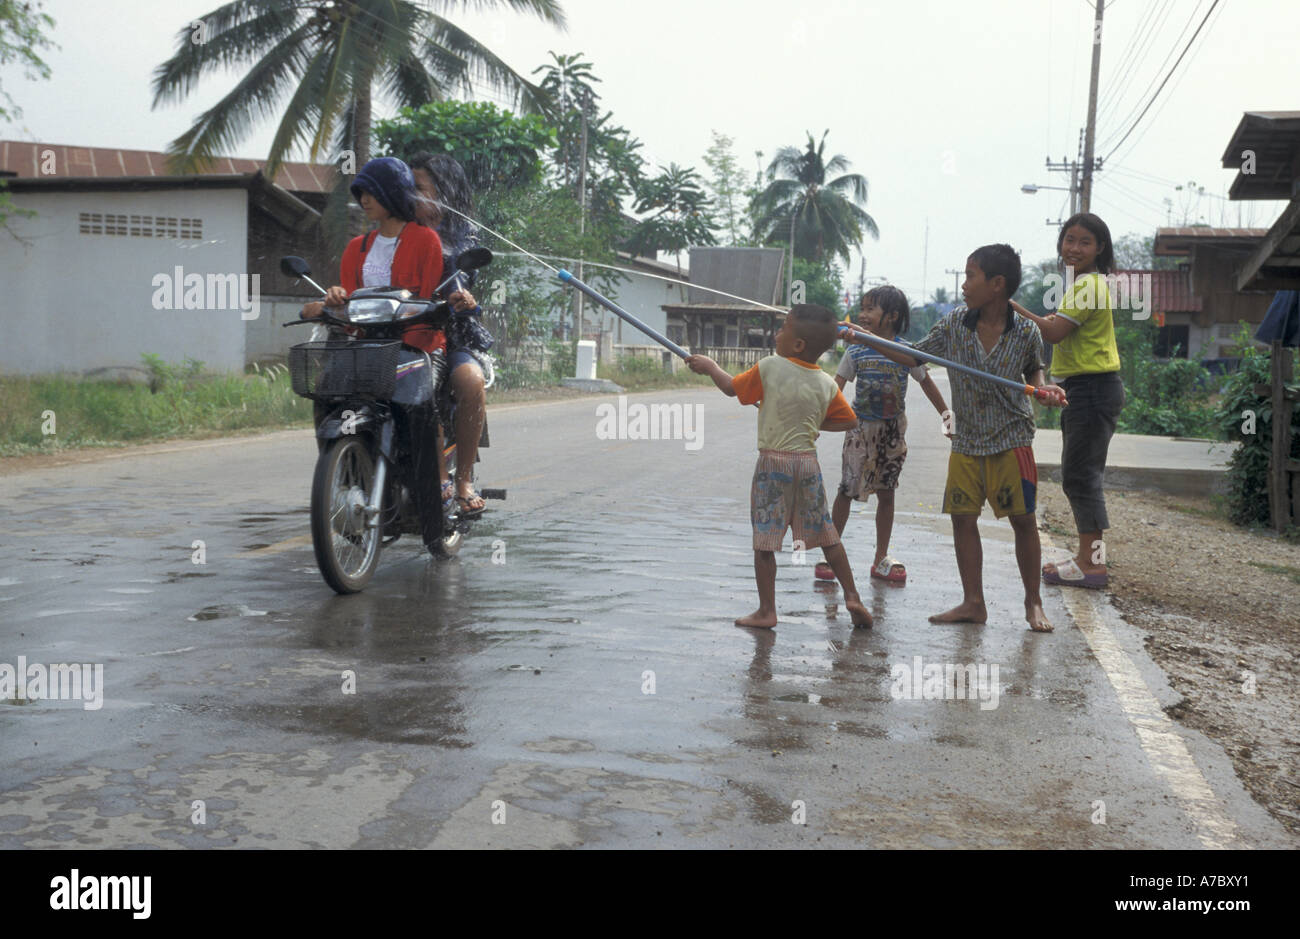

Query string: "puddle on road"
[188, 604, 270, 622]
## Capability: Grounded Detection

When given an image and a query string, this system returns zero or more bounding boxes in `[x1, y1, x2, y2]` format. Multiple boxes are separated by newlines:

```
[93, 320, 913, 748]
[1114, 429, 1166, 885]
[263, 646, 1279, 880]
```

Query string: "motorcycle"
[280, 248, 504, 594]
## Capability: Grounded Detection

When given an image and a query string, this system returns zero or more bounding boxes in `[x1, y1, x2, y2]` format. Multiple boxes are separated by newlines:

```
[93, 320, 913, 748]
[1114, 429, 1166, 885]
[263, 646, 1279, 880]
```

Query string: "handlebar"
[283, 300, 452, 330]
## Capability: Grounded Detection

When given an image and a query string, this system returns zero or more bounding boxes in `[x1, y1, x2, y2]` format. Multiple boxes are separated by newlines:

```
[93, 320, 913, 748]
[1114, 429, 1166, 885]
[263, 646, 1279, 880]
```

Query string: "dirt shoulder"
[1037, 480, 1300, 837]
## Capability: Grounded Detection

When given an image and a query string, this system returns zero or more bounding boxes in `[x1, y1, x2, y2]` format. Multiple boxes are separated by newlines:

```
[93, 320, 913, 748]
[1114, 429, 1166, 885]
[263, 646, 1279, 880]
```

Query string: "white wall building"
[1, 141, 331, 376]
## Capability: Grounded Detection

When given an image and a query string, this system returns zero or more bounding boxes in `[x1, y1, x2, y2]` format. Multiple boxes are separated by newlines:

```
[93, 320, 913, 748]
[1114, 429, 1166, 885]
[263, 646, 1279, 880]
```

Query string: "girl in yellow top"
[1012, 212, 1124, 589]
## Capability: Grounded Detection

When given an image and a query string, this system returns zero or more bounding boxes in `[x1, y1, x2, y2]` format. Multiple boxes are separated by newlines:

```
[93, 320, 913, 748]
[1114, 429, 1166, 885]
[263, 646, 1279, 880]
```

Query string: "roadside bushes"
[1113, 319, 1218, 437]
[1217, 326, 1300, 527]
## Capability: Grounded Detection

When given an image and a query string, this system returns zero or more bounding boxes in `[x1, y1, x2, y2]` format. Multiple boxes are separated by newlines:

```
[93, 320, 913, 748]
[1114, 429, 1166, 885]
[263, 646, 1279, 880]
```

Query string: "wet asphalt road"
[0, 378, 1292, 848]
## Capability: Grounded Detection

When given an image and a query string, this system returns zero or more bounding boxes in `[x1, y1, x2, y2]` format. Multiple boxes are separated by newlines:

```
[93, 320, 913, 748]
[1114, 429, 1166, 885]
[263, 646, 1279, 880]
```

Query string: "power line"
[1099, 0, 1198, 149]
[1096, 0, 1172, 126]
[1102, 0, 1222, 161]
[1108, 0, 1225, 168]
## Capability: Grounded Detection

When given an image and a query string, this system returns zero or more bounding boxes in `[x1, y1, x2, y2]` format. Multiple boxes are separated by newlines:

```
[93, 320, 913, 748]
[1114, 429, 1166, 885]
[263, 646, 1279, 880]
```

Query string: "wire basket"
[289, 341, 401, 401]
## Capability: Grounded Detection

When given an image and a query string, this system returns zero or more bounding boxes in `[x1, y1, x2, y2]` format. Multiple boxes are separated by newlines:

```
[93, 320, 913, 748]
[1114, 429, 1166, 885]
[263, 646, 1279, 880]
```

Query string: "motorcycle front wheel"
[312, 436, 384, 593]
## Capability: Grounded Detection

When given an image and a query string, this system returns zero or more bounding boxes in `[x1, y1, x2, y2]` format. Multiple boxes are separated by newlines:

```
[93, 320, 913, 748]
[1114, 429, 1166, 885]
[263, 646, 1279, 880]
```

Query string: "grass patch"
[1246, 560, 1300, 585]
[598, 356, 712, 392]
[1168, 499, 1227, 521]
[0, 361, 312, 456]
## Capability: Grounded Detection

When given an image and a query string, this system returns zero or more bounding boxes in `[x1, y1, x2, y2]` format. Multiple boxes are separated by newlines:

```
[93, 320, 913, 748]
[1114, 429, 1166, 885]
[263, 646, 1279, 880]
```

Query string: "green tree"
[626, 163, 716, 271]
[0, 0, 54, 123]
[374, 99, 555, 191]
[702, 130, 750, 245]
[1112, 232, 1178, 271]
[792, 257, 845, 317]
[0, 0, 56, 234]
[532, 52, 645, 235]
[930, 287, 949, 306]
[150, 0, 565, 177]
[752, 130, 878, 301]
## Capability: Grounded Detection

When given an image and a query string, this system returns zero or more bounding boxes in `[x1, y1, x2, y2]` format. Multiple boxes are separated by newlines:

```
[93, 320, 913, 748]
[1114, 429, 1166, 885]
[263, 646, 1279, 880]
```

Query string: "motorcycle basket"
[289, 340, 401, 401]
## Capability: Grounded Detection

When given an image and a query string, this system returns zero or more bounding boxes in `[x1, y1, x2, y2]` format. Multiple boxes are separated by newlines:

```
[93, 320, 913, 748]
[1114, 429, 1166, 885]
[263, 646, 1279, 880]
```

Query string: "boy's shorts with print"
[751, 449, 839, 551]
[943, 446, 1038, 518]
[839, 414, 908, 499]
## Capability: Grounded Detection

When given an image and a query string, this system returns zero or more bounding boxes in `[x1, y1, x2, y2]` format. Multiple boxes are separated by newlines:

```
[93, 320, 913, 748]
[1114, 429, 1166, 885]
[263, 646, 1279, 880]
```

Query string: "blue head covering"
[350, 157, 416, 222]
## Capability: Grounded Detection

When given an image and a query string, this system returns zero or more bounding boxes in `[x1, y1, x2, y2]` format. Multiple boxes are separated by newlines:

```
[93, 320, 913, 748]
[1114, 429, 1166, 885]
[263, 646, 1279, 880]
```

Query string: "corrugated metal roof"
[0, 140, 337, 193]
[1220, 111, 1300, 200]
[686, 246, 785, 306]
[1153, 226, 1268, 256]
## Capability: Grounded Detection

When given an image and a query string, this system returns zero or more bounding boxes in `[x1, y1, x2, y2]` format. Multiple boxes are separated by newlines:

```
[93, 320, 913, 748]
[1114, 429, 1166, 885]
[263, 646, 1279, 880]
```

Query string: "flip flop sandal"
[813, 562, 835, 581]
[1042, 557, 1108, 589]
[441, 480, 456, 515]
[870, 556, 907, 584]
[455, 491, 487, 519]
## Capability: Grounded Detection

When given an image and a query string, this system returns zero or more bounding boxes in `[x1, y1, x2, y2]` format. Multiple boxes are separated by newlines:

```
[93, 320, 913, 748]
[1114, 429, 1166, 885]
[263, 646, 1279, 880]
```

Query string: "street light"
[1021, 183, 1072, 194]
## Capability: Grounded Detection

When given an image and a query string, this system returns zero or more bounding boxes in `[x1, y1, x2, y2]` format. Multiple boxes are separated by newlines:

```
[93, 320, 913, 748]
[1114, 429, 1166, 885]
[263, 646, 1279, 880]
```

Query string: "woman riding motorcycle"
[301, 156, 476, 518]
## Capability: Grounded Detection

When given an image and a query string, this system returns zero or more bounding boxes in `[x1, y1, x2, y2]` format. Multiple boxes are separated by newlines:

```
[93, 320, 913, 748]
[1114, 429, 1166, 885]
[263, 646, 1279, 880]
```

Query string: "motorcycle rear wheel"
[312, 436, 384, 593]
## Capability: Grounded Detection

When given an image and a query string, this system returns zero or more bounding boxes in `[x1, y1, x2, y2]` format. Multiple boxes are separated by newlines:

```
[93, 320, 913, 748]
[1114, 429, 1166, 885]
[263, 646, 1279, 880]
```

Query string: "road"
[0, 376, 1291, 848]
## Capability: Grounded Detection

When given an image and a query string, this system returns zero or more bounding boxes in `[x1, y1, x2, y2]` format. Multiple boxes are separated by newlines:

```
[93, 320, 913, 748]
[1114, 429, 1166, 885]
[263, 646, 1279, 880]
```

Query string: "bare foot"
[845, 595, 873, 629]
[1026, 601, 1054, 632]
[736, 609, 778, 629]
[929, 600, 987, 624]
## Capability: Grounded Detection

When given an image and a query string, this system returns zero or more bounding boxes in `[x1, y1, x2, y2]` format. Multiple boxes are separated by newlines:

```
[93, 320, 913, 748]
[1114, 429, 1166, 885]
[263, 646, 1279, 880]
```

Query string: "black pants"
[1058, 371, 1125, 533]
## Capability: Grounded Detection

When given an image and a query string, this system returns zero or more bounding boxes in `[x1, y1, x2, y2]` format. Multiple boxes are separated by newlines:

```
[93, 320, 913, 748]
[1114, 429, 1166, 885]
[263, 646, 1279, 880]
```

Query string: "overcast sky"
[3, 0, 1293, 302]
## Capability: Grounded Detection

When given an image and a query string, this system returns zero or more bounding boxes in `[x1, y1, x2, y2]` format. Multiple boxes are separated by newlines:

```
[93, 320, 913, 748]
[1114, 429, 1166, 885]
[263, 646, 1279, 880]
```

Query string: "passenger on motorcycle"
[408, 152, 492, 517]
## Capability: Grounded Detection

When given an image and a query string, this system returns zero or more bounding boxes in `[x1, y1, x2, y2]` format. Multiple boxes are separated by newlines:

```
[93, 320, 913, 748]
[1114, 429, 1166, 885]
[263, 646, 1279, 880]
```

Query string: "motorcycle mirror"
[280, 255, 312, 279]
[455, 247, 493, 272]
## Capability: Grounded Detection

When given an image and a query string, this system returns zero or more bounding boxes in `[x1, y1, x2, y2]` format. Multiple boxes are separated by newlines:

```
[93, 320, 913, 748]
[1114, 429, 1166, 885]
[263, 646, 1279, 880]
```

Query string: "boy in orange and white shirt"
[688, 304, 872, 629]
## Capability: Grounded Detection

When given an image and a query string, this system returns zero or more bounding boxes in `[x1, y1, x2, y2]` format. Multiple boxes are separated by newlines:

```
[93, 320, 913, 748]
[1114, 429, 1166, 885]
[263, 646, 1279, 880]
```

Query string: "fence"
[693, 345, 769, 370]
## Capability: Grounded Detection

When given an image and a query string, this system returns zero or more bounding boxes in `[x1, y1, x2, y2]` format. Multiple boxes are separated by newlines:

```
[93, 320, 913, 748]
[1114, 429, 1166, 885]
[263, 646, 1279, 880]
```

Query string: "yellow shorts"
[943, 447, 1038, 518]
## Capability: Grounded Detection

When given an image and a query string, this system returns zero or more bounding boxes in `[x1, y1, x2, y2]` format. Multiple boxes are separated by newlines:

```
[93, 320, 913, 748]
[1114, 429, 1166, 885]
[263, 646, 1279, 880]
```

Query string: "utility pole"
[944, 268, 961, 303]
[1080, 0, 1104, 213]
[573, 97, 588, 356]
[922, 217, 928, 307]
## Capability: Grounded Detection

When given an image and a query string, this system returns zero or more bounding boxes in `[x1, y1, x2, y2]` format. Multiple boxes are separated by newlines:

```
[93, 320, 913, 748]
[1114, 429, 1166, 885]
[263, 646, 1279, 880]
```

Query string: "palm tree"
[151, 0, 566, 177]
[753, 130, 878, 302]
[532, 51, 599, 190]
[626, 163, 716, 273]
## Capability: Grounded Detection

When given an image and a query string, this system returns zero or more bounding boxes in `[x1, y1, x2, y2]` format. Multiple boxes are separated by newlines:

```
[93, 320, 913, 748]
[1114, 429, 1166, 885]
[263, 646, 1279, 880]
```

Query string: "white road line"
[1048, 543, 1240, 848]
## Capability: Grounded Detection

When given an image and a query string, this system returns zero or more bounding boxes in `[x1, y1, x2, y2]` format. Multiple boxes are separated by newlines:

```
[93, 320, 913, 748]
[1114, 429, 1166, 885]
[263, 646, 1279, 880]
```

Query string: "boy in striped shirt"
[688, 305, 872, 629]
[843, 246, 1067, 632]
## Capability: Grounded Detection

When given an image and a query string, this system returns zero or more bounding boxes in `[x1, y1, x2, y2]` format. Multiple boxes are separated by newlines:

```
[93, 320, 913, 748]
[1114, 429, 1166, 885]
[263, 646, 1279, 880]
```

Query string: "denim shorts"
[448, 346, 479, 372]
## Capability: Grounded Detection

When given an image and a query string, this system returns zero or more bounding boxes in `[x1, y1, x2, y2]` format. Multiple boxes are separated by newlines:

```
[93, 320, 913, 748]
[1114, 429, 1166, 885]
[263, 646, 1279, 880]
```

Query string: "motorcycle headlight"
[346, 298, 401, 323]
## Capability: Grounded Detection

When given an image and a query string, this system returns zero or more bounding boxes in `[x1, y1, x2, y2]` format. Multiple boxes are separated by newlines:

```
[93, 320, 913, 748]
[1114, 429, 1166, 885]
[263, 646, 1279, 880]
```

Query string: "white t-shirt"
[360, 234, 399, 287]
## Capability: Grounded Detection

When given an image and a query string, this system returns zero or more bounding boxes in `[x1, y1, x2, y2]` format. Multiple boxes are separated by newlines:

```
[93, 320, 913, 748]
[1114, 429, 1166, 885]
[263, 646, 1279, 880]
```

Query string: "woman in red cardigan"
[303, 157, 447, 352]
